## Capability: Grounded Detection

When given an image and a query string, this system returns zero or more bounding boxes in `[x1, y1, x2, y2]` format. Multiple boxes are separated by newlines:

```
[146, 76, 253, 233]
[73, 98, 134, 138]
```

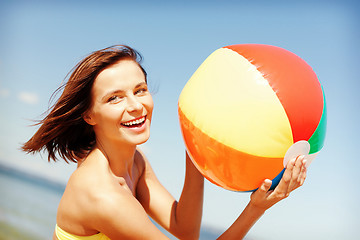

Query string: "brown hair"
[22, 45, 147, 163]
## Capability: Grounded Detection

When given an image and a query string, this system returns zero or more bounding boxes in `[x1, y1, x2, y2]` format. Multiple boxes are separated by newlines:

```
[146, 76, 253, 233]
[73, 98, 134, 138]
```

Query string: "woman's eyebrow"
[135, 82, 148, 88]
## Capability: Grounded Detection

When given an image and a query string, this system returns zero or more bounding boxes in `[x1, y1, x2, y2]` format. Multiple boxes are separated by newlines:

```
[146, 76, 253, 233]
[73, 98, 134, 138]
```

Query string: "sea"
[0, 164, 221, 240]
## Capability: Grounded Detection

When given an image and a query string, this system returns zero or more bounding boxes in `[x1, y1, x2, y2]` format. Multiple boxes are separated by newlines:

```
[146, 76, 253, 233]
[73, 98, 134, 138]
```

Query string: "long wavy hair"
[22, 45, 147, 163]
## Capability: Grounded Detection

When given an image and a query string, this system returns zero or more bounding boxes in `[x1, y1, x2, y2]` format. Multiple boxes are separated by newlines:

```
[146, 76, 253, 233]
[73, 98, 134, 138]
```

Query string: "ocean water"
[0, 167, 62, 240]
[0, 165, 220, 240]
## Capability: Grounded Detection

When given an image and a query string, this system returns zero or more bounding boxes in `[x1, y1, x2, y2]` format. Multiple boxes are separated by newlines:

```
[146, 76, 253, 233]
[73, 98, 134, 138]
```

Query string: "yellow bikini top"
[55, 224, 110, 240]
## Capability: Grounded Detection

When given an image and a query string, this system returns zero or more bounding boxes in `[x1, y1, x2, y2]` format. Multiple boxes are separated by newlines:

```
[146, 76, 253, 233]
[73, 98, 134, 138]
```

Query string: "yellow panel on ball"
[178, 48, 293, 158]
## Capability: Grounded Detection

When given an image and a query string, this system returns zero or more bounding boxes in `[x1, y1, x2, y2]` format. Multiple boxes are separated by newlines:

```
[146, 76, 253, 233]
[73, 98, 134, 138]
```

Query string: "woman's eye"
[108, 95, 120, 103]
[135, 88, 148, 95]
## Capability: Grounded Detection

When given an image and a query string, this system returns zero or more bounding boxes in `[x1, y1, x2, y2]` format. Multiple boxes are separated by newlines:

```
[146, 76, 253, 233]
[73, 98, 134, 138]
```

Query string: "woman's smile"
[120, 115, 149, 134]
[121, 116, 146, 128]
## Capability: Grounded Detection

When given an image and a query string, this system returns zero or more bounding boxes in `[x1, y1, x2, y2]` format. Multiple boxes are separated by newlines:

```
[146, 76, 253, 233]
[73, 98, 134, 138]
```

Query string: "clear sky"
[1, 0, 359, 239]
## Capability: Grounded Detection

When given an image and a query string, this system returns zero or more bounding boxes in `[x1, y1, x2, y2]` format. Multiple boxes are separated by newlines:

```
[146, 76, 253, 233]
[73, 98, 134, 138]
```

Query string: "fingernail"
[264, 179, 272, 184]
[302, 159, 307, 169]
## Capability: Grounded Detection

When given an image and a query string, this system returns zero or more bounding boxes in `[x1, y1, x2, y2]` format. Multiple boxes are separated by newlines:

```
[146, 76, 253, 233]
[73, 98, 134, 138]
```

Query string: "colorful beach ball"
[178, 44, 326, 191]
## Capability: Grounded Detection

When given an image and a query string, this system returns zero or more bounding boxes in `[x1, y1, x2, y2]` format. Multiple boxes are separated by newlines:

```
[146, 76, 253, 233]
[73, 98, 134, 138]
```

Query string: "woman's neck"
[95, 138, 137, 179]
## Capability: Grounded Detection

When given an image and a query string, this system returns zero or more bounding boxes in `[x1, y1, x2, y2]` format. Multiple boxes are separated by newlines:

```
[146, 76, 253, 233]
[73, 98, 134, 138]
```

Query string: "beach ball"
[178, 44, 326, 191]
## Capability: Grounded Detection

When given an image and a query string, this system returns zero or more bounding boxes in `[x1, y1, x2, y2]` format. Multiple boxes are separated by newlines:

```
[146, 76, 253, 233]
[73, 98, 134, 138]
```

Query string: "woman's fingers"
[270, 155, 304, 199]
[274, 158, 295, 196]
[252, 179, 272, 198]
[250, 179, 273, 209]
[292, 155, 303, 179]
[297, 159, 307, 187]
[260, 179, 272, 193]
[288, 155, 305, 191]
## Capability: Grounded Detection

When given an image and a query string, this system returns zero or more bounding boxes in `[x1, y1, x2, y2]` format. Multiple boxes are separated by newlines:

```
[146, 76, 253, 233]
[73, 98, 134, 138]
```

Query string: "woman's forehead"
[92, 60, 146, 94]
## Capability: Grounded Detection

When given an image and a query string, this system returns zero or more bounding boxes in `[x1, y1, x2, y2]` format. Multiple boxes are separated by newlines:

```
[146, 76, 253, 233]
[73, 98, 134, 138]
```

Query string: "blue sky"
[1, 0, 359, 239]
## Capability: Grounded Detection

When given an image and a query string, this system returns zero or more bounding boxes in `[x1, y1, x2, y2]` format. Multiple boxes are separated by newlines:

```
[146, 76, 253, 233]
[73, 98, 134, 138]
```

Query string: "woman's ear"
[83, 111, 96, 126]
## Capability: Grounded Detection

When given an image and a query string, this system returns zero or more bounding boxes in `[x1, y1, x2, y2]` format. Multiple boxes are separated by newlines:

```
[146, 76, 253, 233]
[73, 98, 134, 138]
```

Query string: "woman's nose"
[126, 95, 142, 112]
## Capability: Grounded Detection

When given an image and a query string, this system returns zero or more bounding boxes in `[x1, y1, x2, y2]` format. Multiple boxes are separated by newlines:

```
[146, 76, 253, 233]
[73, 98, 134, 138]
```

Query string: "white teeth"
[122, 117, 145, 126]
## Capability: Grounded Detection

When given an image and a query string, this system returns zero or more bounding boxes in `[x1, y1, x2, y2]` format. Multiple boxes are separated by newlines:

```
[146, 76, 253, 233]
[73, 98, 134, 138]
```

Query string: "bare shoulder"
[56, 157, 119, 233]
[62, 164, 167, 239]
[57, 150, 169, 239]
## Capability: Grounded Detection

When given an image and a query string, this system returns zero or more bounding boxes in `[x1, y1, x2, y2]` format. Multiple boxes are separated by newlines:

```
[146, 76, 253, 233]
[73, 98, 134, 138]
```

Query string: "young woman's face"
[85, 60, 153, 146]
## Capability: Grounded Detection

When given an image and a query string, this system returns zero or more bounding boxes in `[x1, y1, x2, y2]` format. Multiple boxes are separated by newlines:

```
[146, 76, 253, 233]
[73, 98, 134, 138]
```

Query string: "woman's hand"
[217, 155, 307, 239]
[249, 155, 307, 211]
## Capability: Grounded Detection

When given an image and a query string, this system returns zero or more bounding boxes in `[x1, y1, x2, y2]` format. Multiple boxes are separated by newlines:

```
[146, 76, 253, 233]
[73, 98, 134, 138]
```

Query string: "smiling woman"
[21, 45, 205, 240]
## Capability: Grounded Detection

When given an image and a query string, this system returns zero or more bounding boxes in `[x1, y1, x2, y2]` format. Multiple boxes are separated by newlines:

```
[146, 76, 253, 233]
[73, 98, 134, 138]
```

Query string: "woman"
[22, 45, 307, 240]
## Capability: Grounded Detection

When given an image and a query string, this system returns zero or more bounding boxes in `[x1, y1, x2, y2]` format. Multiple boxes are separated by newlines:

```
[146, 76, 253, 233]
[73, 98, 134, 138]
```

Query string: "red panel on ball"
[224, 44, 324, 143]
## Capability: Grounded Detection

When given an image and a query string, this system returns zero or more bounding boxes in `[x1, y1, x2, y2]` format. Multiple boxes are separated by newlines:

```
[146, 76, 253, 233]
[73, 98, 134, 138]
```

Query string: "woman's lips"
[121, 116, 146, 128]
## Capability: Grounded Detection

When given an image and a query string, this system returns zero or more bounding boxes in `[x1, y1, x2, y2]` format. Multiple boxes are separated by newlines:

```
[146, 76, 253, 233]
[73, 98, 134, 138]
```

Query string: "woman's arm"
[173, 152, 204, 238]
[136, 150, 204, 240]
[218, 155, 307, 240]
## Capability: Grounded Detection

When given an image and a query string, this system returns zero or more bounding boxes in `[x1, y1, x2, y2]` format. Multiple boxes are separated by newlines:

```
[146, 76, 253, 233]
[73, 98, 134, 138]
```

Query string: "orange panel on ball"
[179, 107, 284, 191]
